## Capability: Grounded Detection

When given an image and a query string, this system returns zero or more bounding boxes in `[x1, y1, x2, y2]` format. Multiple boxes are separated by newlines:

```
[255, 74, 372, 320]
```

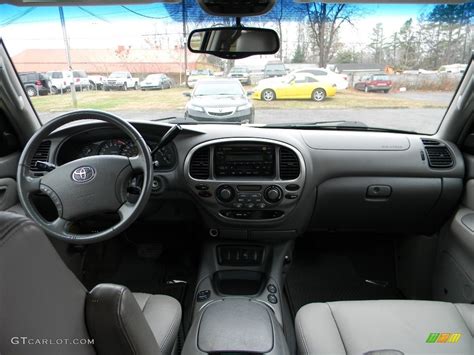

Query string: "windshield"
[145, 74, 161, 80]
[109, 72, 127, 78]
[372, 75, 389, 81]
[194, 82, 244, 96]
[1, 1, 472, 133]
[191, 70, 210, 76]
[231, 68, 249, 73]
[266, 64, 286, 71]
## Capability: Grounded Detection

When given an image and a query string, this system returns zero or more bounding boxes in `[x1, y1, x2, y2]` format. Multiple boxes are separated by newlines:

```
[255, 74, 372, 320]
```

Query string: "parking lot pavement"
[39, 107, 445, 134]
[389, 91, 453, 105]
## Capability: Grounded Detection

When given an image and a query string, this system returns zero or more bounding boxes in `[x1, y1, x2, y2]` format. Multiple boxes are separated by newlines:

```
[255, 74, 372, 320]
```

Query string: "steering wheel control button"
[198, 191, 212, 198]
[267, 284, 277, 294]
[267, 294, 278, 304]
[71, 166, 96, 184]
[216, 185, 235, 203]
[264, 185, 283, 203]
[40, 185, 63, 215]
[285, 193, 298, 200]
[197, 290, 211, 302]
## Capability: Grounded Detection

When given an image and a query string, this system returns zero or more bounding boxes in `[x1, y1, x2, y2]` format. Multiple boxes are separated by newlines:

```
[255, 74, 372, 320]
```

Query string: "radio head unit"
[214, 143, 275, 178]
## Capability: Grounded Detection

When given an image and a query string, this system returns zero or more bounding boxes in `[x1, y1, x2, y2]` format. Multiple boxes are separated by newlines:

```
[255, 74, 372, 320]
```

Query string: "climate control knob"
[264, 185, 283, 203]
[216, 185, 235, 203]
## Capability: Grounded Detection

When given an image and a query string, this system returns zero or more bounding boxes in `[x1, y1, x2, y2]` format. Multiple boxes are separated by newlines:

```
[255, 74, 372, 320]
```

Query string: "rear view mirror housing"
[198, 0, 275, 17]
[188, 27, 280, 60]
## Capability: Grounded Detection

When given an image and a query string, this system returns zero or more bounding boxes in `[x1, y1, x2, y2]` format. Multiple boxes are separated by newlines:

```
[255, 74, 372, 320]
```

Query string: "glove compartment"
[311, 177, 462, 233]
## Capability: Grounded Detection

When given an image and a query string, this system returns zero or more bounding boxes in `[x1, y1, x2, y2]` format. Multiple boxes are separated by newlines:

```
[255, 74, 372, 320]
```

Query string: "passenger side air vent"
[421, 138, 454, 169]
[190, 147, 210, 179]
[30, 140, 52, 172]
[279, 147, 300, 180]
[421, 138, 441, 146]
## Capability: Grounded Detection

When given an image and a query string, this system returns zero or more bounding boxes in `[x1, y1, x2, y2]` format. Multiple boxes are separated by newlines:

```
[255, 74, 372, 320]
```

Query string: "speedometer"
[98, 139, 137, 157]
[98, 139, 126, 156]
[121, 140, 138, 157]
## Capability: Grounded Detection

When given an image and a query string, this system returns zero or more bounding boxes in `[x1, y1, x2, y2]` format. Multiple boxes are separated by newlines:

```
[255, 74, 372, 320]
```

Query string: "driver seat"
[0, 212, 181, 355]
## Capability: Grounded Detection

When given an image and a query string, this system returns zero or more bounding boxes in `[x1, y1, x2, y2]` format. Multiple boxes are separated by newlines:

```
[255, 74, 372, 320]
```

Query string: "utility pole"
[182, 0, 188, 87]
[59, 6, 77, 108]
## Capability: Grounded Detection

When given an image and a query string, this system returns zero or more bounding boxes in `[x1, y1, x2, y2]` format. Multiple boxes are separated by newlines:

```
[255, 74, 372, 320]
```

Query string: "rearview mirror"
[188, 27, 280, 60]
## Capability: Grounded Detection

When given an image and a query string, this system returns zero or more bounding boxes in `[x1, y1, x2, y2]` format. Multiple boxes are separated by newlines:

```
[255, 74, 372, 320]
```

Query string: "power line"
[0, 8, 35, 27]
[0, 6, 177, 26]
[78, 7, 110, 23]
[120, 5, 177, 20]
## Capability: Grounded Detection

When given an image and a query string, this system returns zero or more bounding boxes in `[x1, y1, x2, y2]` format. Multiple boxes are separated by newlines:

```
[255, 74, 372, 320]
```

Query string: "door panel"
[0, 177, 17, 211]
[277, 83, 293, 99]
[433, 154, 474, 303]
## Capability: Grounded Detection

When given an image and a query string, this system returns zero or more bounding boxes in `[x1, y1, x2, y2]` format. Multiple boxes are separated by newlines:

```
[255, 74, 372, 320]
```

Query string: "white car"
[105, 71, 139, 91]
[72, 70, 91, 91]
[290, 68, 349, 90]
[88, 75, 106, 90]
[46, 70, 72, 94]
[140, 74, 173, 90]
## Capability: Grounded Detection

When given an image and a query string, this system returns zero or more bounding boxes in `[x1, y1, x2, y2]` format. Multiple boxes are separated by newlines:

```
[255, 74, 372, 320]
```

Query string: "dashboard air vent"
[421, 138, 454, 168]
[421, 138, 441, 146]
[279, 147, 300, 180]
[30, 140, 51, 172]
[190, 147, 210, 179]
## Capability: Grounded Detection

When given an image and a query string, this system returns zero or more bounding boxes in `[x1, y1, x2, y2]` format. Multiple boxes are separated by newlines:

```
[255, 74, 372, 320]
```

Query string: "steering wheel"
[17, 110, 153, 244]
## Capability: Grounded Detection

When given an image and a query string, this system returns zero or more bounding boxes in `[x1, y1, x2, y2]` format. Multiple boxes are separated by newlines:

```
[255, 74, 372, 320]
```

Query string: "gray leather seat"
[295, 300, 474, 355]
[0, 212, 181, 355]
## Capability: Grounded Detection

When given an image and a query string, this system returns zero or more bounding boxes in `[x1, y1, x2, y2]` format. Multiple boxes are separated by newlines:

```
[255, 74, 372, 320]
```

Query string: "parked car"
[105, 71, 139, 91]
[438, 64, 467, 74]
[140, 74, 173, 90]
[46, 71, 72, 94]
[18, 72, 51, 97]
[291, 68, 349, 90]
[228, 66, 251, 85]
[354, 73, 392, 93]
[88, 75, 106, 90]
[252, 73, 336, 102]
[187, 69, 213, 88]
[184, 79, 254, 123]
[263, 61, 287, 78]
[72, 70, 91, 91]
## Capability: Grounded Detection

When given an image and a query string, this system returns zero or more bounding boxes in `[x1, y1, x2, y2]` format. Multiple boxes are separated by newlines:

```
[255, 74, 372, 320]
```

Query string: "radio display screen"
[214, 143, 275, 177]
[225, 154, 265, 162]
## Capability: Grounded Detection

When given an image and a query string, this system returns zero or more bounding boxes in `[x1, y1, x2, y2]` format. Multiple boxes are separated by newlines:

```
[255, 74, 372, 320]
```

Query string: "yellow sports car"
[252, 73, 337, 102]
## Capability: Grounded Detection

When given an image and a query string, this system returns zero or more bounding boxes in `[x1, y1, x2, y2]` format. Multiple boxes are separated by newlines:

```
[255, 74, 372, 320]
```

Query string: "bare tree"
[305, 3, 358, 67]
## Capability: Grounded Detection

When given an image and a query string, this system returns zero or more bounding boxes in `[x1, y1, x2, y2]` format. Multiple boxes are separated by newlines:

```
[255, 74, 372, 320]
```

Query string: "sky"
[0, 2, 436, 56]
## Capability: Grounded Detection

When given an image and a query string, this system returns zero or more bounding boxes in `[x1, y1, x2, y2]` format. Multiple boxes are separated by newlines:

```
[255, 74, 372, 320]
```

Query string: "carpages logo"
[426, 333, 462, 344]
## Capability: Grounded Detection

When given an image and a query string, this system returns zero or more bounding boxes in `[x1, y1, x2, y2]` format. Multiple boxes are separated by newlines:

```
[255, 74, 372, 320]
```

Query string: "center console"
[182, 240, 293, 355]
[184, 139, 306, 223]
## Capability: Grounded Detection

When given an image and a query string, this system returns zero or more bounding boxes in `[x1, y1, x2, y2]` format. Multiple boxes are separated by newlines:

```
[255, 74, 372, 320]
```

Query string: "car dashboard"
[35, 119, 464, 239]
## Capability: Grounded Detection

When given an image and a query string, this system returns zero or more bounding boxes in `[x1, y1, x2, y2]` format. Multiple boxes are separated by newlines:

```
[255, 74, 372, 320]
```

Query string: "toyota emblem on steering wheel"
[71, 166, 96, 183]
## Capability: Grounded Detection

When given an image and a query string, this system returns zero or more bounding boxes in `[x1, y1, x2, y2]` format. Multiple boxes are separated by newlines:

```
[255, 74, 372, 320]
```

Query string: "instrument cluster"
[63, 138, 176, 170]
